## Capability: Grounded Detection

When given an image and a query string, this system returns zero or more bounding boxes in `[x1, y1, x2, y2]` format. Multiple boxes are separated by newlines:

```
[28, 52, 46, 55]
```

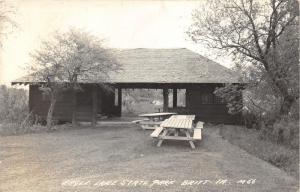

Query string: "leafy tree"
[28, 29, 120, 129]
[214, 84, 244, 115]
[188, 0, 299, 116]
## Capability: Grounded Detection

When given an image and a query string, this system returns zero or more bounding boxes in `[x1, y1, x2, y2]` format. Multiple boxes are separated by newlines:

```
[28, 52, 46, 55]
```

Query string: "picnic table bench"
[133, 112, 177, 130]
[151, 115, 204, 149]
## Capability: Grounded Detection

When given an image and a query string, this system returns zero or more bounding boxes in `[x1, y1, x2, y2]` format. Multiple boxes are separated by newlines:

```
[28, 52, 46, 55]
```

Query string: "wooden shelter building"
[12, 48, 242, 124]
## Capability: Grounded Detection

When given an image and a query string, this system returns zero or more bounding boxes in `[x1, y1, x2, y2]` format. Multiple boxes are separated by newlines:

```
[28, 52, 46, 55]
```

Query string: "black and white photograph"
[0, 0, 299, 191]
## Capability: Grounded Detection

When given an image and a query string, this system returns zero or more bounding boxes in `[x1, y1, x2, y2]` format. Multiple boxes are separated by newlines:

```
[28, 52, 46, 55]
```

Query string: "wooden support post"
[98, 89, 102, 115]
[29, 85, 33, 112]
[117, 88, 122, 117]
[185, 88, 190, 108]
[72, 89, 77, 127]
[163, 88, 168, 112]
[92, 85, 98, 127]
[173, 89, 177, 108]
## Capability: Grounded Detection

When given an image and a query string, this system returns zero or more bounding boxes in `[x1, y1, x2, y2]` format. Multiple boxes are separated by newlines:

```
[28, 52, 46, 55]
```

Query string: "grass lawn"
[219, 125, 299, 179]
[0, 123, 298, 192]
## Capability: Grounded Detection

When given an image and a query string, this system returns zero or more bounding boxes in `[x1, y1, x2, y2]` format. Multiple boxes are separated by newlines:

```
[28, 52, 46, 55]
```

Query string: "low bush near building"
[0, 85, 31, 135]
[0, 85, 28, 123]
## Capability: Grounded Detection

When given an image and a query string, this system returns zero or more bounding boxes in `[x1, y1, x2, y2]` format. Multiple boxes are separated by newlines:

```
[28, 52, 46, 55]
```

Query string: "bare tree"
[28, 29, 120, 129]
[0, 0, 16, 44]
[188, 0, 299, 116]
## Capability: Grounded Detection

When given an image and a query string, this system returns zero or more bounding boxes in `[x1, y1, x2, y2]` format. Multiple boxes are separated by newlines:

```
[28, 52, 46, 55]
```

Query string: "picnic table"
[134, 112, 177, 130]
[151, 115, 204, 149]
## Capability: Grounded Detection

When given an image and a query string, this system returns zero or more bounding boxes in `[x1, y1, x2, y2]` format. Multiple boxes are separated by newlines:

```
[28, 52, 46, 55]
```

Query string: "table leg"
[157, 129, 168, 147]
[185, 130, 195, 149]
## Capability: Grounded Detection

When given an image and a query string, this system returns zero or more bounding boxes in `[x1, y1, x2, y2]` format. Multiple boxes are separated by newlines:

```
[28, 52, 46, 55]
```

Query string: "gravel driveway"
[0, 124, 298, 192]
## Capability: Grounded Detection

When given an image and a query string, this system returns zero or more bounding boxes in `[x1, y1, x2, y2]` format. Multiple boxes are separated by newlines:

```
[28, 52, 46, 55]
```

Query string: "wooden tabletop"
[169, 115, 195, 120]
[161, 115, 195, 129]
[138, 112, 177, 117]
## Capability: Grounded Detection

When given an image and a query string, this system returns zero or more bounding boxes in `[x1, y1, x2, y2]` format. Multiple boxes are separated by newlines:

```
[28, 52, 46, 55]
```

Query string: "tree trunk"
[270, 73, 296, 116]
[280, 95, 295, 116]
[47, 97, 57, 130]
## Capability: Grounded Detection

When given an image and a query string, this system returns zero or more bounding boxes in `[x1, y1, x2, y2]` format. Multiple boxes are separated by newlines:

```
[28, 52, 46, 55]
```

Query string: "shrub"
[267, 149, 294, 171]
[0, 85, 29, 123]
[243, 112, 259, 129]
[0, 85, 32, 135]
[258, 117, 299, 149]
[272, 118, 299, 148]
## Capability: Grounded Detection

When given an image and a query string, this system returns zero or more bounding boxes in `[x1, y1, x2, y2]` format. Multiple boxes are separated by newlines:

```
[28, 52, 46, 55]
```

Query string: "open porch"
[67, 82, 242, 126]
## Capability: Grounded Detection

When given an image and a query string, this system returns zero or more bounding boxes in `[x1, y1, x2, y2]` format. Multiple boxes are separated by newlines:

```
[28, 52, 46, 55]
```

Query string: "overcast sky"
[0, 0, 232, 85]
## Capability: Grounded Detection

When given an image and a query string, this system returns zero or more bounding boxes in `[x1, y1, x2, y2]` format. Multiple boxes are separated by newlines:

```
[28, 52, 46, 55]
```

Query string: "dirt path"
[0, 125, 298, 192]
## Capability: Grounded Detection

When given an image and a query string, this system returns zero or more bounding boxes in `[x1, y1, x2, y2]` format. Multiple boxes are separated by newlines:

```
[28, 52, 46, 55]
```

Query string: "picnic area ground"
[0, 122, 298, 192]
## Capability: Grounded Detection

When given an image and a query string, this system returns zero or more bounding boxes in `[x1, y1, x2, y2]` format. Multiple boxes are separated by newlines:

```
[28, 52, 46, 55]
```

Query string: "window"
[214, 95, 225, 104]
[167, 89, 186, 108]
[200, 93, 225, 104]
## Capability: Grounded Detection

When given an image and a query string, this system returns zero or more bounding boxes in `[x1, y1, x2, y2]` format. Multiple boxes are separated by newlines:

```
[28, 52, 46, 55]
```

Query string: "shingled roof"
[12, 48, 240, 84]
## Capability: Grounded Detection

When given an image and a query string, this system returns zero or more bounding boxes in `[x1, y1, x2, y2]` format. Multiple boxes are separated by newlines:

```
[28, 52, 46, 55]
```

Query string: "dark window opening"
[114, 89, 118, 106]
[177, 89, 186, 107]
